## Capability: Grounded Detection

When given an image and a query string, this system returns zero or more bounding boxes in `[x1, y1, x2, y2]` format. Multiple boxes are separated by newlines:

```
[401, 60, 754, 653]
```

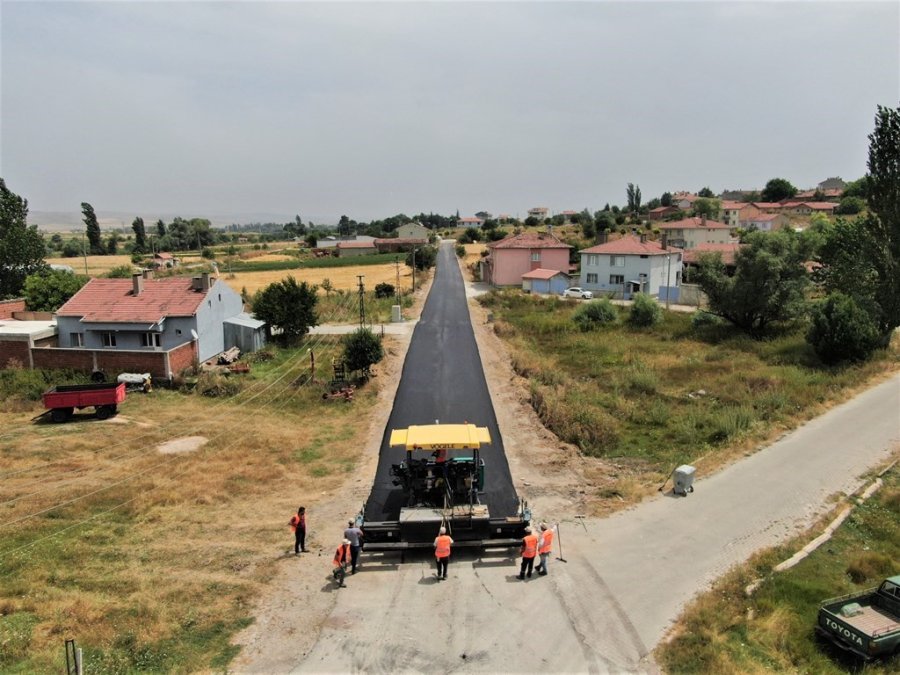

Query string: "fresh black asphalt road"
[363, 243, 520, 521]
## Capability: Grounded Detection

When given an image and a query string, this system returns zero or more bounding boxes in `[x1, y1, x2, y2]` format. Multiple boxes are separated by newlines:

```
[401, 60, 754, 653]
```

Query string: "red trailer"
[42, 382, 126, 423]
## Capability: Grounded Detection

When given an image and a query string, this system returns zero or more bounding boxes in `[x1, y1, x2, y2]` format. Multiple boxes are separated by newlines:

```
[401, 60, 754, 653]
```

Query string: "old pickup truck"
[816, 575, 900, 659]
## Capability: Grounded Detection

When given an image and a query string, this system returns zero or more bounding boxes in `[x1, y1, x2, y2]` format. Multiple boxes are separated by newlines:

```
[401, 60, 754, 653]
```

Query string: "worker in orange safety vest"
[535, 522, 553, 576]
[289, 506, 307, 555]
[433, 526, 454, 580]
[517, 526, 539, 580]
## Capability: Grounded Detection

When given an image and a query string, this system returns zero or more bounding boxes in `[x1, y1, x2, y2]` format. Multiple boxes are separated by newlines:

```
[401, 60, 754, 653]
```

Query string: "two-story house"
[396, 222, 430, 239]
[578, 236, 682, 300]
[720, 201, 759, 228]
[54, 272, 254, 375]
[482, 231, 571, 287]
[657, 216, 733, 249]
[527, 207, 550, 222]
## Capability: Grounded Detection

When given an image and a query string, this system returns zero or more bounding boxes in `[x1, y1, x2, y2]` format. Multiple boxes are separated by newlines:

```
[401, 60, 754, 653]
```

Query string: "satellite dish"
[190, 329, 199, 340]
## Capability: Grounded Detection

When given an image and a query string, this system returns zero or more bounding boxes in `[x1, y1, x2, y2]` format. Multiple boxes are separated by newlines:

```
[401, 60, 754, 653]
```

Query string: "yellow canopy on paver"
[389, 424, 491, 450]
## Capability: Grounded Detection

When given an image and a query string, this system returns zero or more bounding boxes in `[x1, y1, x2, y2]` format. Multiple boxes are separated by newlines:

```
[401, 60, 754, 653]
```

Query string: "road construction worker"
[535, 522, 553, 576]
[333, 539, 352, 587]
[344, 520, 364, 574]
[434, 526, 454, 580]
[517, 526, 539, 580]
[289, 506, 307, 554]
[433, 447, 448, 463]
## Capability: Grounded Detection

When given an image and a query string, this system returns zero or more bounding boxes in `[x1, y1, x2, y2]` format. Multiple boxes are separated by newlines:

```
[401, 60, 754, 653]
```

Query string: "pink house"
[482, 232, 571, 286]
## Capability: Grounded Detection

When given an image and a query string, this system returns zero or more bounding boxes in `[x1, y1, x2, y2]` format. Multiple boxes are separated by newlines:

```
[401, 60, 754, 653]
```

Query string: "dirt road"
[234, 245, 900, 673]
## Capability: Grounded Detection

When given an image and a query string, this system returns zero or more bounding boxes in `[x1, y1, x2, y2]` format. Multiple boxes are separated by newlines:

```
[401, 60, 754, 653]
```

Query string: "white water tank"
[391, 305, 402, 322]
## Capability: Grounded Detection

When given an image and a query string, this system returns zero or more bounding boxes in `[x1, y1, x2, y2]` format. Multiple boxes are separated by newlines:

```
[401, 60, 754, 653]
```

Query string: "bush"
[195, 371, 242, 397]
[342, 328, 384, 376]
[405, 245, 437, 270]
[691, 310, 721, 328]
[847, 551, 895, 583]
[807, 293, 881, 364]
[106, 265, 135, 278]
[834, 196, 865, 215]
[374, 282, 395, 299]
[455, 244, 465, 258]
[628, 293, 662, 327]
[572, 299, 617, 331]
[201, 248, 216, 259]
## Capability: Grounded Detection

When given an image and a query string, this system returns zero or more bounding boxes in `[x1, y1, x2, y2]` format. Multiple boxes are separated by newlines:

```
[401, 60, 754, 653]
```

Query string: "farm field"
[45, 254, 134, 276]
[221, 262, 412, 296]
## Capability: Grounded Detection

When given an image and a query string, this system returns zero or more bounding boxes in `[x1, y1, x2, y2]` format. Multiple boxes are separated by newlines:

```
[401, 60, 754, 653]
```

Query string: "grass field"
[656, 466, 900, 673]
[221, 262, 414, 296]
[0, 327, 383, 672]
[45, 255, 134, 276]
[479, 291, 899, 503]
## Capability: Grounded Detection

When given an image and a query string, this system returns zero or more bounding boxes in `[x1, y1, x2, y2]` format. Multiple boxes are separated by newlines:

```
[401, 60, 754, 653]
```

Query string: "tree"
[693, 197, 721, 219]
[82, 202, 104, 254]
[374, 282, 394, 298]
[342, 327, 384, 376]
[524, 216, 539, 228]
[0, 179, 47, 298]
[156, 219, 167, 238]
[842, 176, 869, 199]
[337, 215, 352, 237]
[626, 183, 642, 214]
[320, 278, 334, 297]
[761, 178, 798, 203]
[693, 229, 810, 338]
[697, 187, 715, 198]
[807, 293, 881, 364]
[106, 233, 118, 255]
[660, 192, 673, 207]
[22, 269, 89, 311]
[628, 293, 663, 327]
[132, 217, 148, 252]
[251, 277, 318, 344]
[406, 245, 436, 270]
[834, 196, 865, 215]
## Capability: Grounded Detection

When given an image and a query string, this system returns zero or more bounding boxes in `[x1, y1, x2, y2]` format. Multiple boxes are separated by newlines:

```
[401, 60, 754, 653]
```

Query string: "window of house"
[610, 255, 625, 267]
[70, 332, 84, 347]
[208, 300, 212, 308]
[587, 254, 598, 266]
[531, 252, 541, 262]
[586, 273, 598, 284]
[639, 254, 648, 259]
[218, 293, 222, 302]
[610, 274, 625, 285]
[101, 332, 116, 347]
[141, 333, 161, 348]
[176, 329, 183, 335]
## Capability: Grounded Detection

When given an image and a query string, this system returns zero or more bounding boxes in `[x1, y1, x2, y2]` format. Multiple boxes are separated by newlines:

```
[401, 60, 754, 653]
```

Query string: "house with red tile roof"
[374, 237, 428, 253]
[481, 231, 571, 286]
[55, 271, 253, 369]
[459, 216, 485, 228]
[648, 206, 680, 221]
[657, 216, 734, 249]
[682, 242, 742, 267]
[578, 235, 682, 300]
[720, 201, 760, 228]
[781, 201, 836, 216]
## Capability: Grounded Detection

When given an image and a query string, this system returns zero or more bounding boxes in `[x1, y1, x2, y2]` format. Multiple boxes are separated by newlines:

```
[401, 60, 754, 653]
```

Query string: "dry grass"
[0, 338, 387, 672]
[221, 263, 413, 296]
[462, 243, 487, 269]
[45, 255, 135, 276]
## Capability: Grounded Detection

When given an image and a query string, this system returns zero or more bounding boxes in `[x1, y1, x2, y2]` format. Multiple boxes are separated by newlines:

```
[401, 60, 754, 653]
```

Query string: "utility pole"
[412, 248, 416, 292]
[357, 275, 366, 328]
[395, 257, 401, 305]
[197, 231, 202, 258]
[665, 253, 672, 310]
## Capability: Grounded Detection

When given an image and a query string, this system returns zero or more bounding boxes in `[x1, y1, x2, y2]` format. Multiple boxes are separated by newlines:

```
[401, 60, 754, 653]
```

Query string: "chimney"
[132, 272, 143, 296]
[192, 276, 202, 291]
[661, 233, 668, 250]
[598, 230, 609, 244]
[639, 233, 647, 243]
[201, 272, 211, 291]
[142, 269, 154, 280]
[702, 215, 708, 228]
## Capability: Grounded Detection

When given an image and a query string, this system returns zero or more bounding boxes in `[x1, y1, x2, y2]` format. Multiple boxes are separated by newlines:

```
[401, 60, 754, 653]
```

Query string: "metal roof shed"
[224, 313, 267, 354]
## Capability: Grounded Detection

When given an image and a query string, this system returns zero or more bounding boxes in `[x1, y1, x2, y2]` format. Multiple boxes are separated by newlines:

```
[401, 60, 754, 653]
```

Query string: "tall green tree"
[660, 192, 673, 207]
[0, 179, 46, 298]
[697, 186, 715, 198]
[251, 277, 318, 344]
[156, 219, 167, 238]
[82, 202, 104, 254]
[693, 229, 810, 338]
[132, 217, 148, 252]
[22, 269, 89, 312]
[342, 327, 384, 376]
[693, 197, 721, 219]
[761, 178, 798, 203]
[626, 183, 642, 214]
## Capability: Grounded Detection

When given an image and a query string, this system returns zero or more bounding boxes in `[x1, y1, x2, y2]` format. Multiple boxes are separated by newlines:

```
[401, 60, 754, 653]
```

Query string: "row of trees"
[693, 104, 899, 364]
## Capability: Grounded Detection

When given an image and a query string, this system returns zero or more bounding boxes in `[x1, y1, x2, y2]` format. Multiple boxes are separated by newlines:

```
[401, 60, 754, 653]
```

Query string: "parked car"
[562, 287, 593, 299]
[816, 576, 900, 659]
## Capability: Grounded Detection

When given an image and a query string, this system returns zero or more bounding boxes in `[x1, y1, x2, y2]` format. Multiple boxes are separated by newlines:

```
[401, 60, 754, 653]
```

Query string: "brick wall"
[168, 341, 198, 377]
[0, 299, 26, 319]
[0, 341, 31, 368]
[31, 348, 95, 372]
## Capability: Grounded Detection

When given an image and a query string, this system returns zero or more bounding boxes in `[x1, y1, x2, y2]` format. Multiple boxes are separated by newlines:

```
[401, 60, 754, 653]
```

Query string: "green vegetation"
[22, 269, 90, 312]
[480, 291, 897, 469]
[656, 468, 900, 673]
[808, 293, 881, 364]
[572, 298, 617, 331]
[342, 327, 384, 376]
[251, 277, 318, 344]
[0, 178, 46, 299]
[628, 293, 662, 327]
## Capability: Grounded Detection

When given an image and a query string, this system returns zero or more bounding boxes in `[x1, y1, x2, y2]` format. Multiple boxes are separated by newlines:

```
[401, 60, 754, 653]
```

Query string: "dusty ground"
[46, 254, 134, 275]
[221, 264, 412, 296]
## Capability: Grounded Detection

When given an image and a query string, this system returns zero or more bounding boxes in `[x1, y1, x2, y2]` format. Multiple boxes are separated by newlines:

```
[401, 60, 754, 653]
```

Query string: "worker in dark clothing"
[289, 506, 307, 554]
[517, 526, 539, 580]
[344, 520, 364, 574]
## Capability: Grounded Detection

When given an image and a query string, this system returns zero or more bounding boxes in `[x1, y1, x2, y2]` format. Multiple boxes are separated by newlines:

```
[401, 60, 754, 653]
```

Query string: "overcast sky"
[2, 1, 898, 224]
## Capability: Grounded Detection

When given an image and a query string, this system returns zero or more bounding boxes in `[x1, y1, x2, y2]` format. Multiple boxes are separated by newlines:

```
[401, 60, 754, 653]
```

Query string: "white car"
[562, 287, 593, 299]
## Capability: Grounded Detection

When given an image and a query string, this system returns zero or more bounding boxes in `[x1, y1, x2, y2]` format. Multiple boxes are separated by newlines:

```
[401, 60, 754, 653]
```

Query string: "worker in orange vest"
[535, 522, 553, 576]
[289, 506, 307, 555]
[433, 526, 454, 580]
[333, 539, 352, 587]
[517, 526, 539, 580]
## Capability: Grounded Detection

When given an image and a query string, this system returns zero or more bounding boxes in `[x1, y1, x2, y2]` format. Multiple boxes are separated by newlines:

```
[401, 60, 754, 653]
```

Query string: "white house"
[578, 236, 682, 300]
